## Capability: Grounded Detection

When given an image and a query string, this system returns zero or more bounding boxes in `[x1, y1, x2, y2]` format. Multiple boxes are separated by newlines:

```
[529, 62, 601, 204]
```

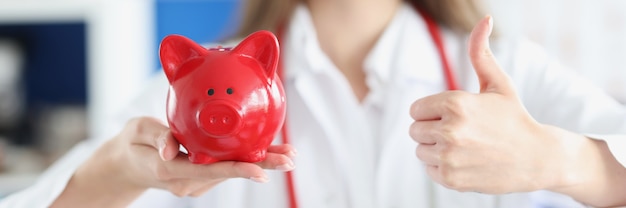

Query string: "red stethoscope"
[276, 4, 458, 208]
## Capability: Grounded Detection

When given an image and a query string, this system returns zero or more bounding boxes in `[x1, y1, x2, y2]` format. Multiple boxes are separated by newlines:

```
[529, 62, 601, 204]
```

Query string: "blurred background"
[0, 0, 625, 199]
[0, 0, 241, 198]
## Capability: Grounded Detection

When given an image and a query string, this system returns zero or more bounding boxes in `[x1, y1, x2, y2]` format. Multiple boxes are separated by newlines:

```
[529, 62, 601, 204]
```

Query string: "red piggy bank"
[159, 31, 286, 164]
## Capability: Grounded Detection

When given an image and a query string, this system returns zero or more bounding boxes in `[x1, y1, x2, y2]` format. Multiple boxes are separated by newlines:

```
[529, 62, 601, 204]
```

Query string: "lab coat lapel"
[373, 6, 447, 207]
[375, 3, 446, 156]
[284, 5, 382, 207]
[287, 74, 355, 208]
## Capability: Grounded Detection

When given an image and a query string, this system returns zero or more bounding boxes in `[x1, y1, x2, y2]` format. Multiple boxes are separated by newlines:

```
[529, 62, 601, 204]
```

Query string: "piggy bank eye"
[208, 89, 215, 96]
[226, 88, 234, 95]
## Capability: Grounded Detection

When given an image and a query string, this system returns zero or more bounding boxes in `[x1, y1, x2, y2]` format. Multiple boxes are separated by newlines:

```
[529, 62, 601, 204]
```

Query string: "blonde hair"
[234, 0, 487, 38]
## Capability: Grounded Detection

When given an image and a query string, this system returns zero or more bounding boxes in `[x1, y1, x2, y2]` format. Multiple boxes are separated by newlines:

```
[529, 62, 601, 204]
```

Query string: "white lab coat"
[3, 3, 626, 208]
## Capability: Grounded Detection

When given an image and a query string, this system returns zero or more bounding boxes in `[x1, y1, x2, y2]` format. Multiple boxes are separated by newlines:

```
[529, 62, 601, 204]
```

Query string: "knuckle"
[168, 182, 192, 197]
[442, 92, 468, 116]
[439, 125, 460, 146]
[438, 155, 473, 192]
[439, 167, 464, 190]
[470, 47, 493, 60]
[125, 117, 147, 135]
[228, 162, 248, 178]
[125, 117, 160, 136]
[438, 145, 462, 171]
[438, 146, 455, 167]
[482, 48, 494, 57]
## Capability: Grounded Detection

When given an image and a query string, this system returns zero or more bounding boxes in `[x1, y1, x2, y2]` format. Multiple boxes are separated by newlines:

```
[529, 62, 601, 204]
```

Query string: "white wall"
[486, 0, 626, 103]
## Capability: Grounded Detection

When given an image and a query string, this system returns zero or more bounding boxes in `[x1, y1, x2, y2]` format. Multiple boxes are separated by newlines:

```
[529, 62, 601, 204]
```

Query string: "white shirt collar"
[362, 3, 409, 88]
[283, 2, 444, 86]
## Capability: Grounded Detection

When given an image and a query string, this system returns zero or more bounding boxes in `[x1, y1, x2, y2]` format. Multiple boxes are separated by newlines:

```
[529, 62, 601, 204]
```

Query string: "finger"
[410, 94, 444, 121]
[468, 16, 514, 95]
[164, 155, 269, 182]
[156, 130, 180, 161]
[267, 144, 297, 159]
[255, 152, 295, 171]
[163, 151, 295, 181]
[410, 91, 465, 121]
[416, 144, 440, 166]
[126, 117, 169, 147]
[425, 165, 443, 185]
[124, 117, 179, 161]
[409, 121, 439, 144]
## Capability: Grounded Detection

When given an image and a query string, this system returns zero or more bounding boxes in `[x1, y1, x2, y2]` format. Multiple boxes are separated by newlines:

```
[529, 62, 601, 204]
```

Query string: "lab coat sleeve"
[503, 39, 626, 165]
[0, 139, 102, 208]
[0, 73, 170, 207]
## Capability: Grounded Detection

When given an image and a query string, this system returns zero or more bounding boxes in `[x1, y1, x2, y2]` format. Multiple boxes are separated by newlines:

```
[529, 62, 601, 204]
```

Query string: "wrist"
[539, 125, 588, 191]
[52, 140, 146, 207]
[95, 140, 148, 198]
[539, 125, 626, 207]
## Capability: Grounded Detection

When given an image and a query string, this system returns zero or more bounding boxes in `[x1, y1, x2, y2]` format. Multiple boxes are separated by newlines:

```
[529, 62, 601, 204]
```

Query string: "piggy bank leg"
[241, 149, 267, 163]
[188, 152, 219, 164]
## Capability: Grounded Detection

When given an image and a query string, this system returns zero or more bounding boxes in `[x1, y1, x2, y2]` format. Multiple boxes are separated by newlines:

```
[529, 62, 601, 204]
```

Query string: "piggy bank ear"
[159, 35, 208, 82]
[231, 30, 280, 79]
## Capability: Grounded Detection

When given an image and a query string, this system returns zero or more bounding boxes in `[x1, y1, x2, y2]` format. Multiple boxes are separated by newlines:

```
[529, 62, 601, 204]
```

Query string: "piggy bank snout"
[198, 102, 243, 137]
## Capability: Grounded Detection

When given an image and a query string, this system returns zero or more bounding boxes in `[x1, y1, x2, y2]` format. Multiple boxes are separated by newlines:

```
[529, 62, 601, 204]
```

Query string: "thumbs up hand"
[409, 16, 581, 194]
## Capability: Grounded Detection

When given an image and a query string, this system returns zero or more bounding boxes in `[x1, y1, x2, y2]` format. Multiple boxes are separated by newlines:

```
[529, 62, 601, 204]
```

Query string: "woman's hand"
[52, 117, 295, 207]
[409, 16, 585, 194]
[409, 16, 626, 207]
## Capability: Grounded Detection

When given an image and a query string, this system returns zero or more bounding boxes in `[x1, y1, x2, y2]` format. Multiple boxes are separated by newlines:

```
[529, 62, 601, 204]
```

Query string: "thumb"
[156, 130, 181, 161]
[468, 16, 514, 95]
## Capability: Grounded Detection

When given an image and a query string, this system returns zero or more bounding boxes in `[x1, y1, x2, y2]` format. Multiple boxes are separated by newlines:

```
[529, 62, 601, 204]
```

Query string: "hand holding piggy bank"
[159, 31, 286, 164]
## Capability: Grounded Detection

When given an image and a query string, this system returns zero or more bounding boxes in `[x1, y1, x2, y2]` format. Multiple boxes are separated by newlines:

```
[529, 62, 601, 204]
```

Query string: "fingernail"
[286, 150, 298, 159]
[487, 15, 493, 34]
[250, 175, 269, 183]
[157, 137, 166, 161]
[276, 160, 295, 171]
